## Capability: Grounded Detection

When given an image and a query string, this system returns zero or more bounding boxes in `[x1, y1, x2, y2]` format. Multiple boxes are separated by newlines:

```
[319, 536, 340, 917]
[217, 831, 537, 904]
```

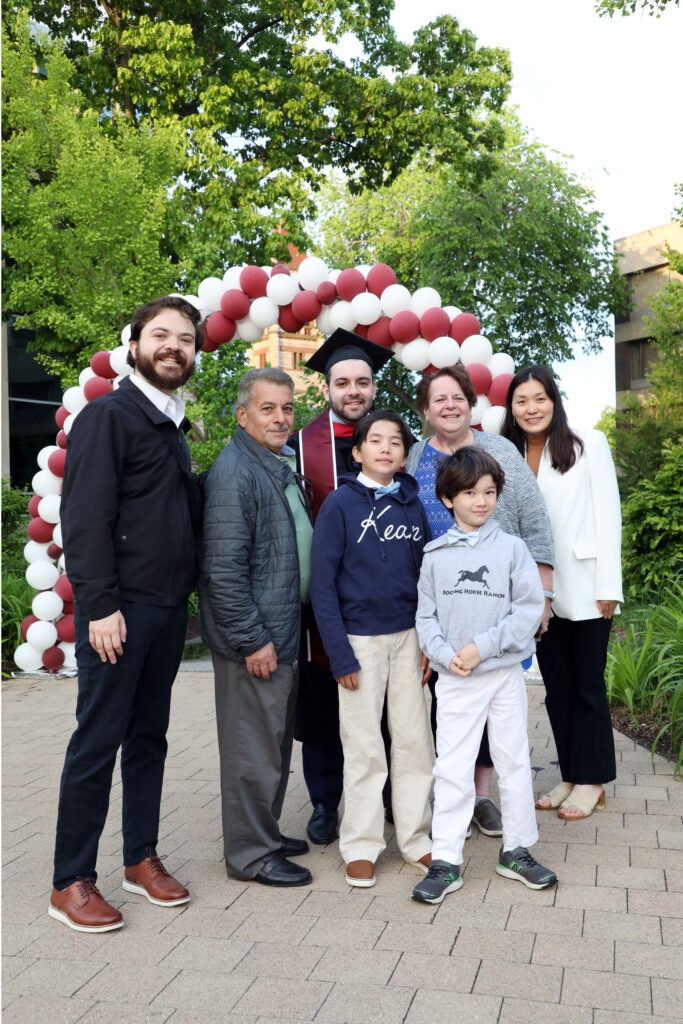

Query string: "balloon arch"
[14, 257, 516, 673]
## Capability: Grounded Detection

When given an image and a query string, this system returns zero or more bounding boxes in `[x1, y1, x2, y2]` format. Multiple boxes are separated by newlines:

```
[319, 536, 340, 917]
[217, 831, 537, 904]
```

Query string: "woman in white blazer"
[502, 366, 623, 820]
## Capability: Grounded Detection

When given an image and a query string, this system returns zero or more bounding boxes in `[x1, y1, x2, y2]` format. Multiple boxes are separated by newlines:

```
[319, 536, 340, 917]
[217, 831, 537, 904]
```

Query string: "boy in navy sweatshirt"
[310, 410, 434, 888]
[413, 447, 557, 904]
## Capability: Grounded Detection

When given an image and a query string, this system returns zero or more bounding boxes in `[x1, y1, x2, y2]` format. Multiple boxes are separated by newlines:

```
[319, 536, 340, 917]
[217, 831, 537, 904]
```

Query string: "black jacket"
[60, 376, 200, 620]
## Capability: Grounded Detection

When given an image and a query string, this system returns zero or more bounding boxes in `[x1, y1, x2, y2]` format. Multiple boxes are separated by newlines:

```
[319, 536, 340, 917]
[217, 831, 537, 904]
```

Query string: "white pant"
[338, 629, 434, 864]
[432, 663, 538, 865]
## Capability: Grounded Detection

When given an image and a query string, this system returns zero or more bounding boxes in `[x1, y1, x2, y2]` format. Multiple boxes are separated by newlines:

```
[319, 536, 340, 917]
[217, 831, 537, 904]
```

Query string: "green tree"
[316, 120, 625, 370]
[594, 407, 617, 452]
[596, 0, 679, 15]
[2, 18, 190, 382]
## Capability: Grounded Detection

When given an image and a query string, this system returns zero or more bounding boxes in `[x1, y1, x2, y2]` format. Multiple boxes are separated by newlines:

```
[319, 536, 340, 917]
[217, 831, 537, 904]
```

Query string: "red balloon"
[336, 268, 366, 302]
[205, 312, 236, 345]
[47, 448, 67, 477]
[467, 363, 493, 396]
[389, 310, 420, 344]
[27, 517, 54, 543]
[202, 335, 221, 353]
[21, 615, 39, 640]
[449, 312, 481, 343]
[54, 574, 73, 602]
[291, 290, 322, 324]
[47, 543, 62, 559]
[83, 377, 114, 402]
[423, 364, 439, 376]
[220, 288, 251, 321]
[366, 317, 393, 348]
[353, 324, 369, 339]
[278, 305, 304, 333]
[42, 646, 65, 671]
[271, 262, 290, 276]
[90, 351, 117, 379]
[56, 430, 68, 450]
[55, 405, 69, 429]
[488, 372, 514, 407]
[61, 600, 74, 615]
[366, 263, 397, 298]
[56, 614, 75, 643]
[420, 307, 451, 342]
[472, 423, 483, 432]
[239, 265, 269, 298]
[28, 494, 41, 518]
[316, 281, 337, 305]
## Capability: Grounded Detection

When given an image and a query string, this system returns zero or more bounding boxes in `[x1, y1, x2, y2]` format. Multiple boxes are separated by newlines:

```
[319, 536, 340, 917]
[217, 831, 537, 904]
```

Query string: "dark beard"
[133, 350, 195, 391]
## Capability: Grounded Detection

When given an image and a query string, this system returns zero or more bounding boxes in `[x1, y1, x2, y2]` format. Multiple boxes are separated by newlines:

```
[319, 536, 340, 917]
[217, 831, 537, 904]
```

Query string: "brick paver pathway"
[3, 668, 682, 1023]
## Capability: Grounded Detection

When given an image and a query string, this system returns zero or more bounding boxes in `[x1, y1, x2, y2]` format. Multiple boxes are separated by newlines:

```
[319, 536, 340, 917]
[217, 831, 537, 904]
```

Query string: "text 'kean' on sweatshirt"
[310, 471, 431, 679]
[416, 517, 544, 677]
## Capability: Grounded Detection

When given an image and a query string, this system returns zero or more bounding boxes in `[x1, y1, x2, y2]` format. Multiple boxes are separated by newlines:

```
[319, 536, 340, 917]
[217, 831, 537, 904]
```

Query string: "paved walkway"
[2, 666, 682, 1024]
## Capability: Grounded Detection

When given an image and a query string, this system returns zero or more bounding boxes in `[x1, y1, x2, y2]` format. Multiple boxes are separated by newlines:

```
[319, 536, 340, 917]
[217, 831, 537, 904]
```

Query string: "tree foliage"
[315, 120, 625, 370]
[595, 0, 679, 15]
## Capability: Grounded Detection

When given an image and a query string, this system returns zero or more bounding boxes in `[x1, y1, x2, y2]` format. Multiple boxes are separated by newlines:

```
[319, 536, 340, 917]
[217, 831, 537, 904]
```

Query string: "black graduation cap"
[305, 328, 394, 375]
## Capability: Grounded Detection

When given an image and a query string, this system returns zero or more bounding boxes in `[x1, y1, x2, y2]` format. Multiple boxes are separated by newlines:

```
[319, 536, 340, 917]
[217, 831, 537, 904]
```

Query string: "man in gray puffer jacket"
[200, 368, 313, 888]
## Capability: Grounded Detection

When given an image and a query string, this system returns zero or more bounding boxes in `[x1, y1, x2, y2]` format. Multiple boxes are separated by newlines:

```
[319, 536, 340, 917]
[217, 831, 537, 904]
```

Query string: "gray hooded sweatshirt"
[416, 517, 544, 677]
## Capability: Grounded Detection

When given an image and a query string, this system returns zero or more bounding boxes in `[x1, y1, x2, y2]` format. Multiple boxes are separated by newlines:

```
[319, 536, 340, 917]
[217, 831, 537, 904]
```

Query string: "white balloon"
[62, 386, 87, 415]
[391, 342, 404, 364]
[24, 540, 53, 564]
[37, 445, 59, 471]
[298, 257, 328, 291]
[32, 590, 63, 621]
[381, 284, 412, 317]
[266, 274, 300, 306]
[329, 301, 357, 332]
[260, 265, 272, 277]
[63, 413, 77, 435]
[327, 269, 341, 284]
[401, 338, 432, 372]
[356, 264, 371, 279]
[58, 641, 77, 669]
[481, 405, 506, 434]
[411, 287, 441, 317]
[222, 266, 244, 290]
[38, 494, 61, 525]
[120, 323, 132, 347]
[26, 561, 60, 590]
[470, 394, 491, 426]
[109, 346, 130, 376]
[249, 296, 279, 329]
[32, 469, 61, 497]
[53, 523, 63, 548]
[183, 293, 203, 310]
[197, 276, 225, 313]
[460, 334, 493, 366]
[488, 352, 516, 377]
[443, 305, 462, 320]
[316, 307, 334, 336]
[14, 643, 44, 672]
[350, 292, 382, 325]
[235, 316, 264, 343]
[58, 553, 67, 571]
[289, 271, 300, 289]
[428, 336, 461, 369]
[78, 367, 96, 387]
[26, 620, 58, 652]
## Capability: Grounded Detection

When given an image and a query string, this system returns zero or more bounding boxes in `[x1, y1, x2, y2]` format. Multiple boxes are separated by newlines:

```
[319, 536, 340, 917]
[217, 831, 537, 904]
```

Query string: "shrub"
[2, 480, 32, 670]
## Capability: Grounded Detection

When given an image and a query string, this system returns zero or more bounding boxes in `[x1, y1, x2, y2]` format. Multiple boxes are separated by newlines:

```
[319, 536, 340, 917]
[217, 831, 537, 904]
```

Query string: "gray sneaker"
[471, 798, 503, 837]
[412, 860, 462, 904]
[496, 846, 557, 890]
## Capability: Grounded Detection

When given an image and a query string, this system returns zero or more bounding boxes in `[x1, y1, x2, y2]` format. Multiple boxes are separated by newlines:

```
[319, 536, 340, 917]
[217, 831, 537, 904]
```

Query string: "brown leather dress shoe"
[49, 878, 124, 932]
[122, 852, 190, 906]
[345, 859, 376, 888]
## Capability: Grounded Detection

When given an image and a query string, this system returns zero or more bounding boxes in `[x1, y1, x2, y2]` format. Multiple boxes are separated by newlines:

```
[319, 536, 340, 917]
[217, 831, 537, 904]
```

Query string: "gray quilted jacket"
[199, 426, 304, 662]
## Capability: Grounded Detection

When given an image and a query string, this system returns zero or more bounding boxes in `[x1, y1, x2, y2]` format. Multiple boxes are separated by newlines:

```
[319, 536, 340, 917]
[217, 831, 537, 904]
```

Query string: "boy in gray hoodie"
[412, 448, 557, 903]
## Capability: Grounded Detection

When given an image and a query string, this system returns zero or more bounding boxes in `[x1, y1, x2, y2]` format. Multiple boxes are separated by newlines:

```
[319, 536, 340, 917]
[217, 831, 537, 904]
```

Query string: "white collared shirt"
[129, 373, 185, 427]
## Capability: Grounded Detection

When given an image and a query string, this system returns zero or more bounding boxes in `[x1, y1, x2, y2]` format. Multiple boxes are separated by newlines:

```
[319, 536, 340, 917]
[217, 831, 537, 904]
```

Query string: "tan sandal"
[535, 782, 574, 811]
[558, 785, 606, 820]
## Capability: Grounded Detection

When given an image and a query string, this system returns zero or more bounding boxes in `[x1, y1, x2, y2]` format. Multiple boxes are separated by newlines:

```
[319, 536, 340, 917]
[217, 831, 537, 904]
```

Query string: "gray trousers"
[212, 652, 297, 879]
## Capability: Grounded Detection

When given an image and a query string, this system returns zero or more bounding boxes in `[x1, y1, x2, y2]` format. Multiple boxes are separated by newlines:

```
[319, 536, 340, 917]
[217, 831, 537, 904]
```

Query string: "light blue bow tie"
[375, 481, 400, 498]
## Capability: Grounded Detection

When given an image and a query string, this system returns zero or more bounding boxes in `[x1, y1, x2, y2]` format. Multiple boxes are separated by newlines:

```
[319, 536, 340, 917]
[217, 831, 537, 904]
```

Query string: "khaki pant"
[338, 629, 434, 865]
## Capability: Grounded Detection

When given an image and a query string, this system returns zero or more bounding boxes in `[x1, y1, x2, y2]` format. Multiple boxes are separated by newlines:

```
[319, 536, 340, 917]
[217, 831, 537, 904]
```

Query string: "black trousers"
[53, 600, 187, 889]
[535, 614, 616, 784]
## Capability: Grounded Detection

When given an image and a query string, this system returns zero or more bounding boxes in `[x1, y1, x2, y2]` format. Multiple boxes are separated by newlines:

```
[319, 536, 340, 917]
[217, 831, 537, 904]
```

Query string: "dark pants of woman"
[535, 614, 616, 784]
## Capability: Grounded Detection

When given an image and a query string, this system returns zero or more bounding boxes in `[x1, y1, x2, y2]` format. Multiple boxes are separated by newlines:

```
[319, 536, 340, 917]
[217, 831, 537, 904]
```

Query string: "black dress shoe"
[280, 835, 309, 857]
[306, 803, 338, 845]
[253, 852, 312, 887]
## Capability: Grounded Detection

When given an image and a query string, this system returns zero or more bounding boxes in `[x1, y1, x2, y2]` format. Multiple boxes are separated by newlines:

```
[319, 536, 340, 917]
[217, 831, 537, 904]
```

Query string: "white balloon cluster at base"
[15, 256, 514, 673]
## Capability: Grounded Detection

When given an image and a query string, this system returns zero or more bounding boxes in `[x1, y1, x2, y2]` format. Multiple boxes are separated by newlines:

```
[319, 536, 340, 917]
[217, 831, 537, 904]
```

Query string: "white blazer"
[536, 428, 623, 621]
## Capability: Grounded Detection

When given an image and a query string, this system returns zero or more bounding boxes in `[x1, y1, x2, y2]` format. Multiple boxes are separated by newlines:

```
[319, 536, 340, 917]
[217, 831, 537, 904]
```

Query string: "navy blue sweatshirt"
[310, 471, 431, 678]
